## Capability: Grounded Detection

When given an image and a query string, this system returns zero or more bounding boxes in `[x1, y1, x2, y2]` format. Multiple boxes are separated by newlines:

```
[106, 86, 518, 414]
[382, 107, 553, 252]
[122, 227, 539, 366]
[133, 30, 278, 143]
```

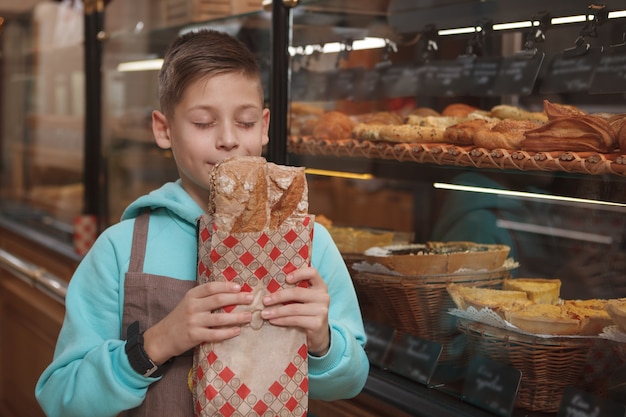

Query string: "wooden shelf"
[289, 136, 626, 177]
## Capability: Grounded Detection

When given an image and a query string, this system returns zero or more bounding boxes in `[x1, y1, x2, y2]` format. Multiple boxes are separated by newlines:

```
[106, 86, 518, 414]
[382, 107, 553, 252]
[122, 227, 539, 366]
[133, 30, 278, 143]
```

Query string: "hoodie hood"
[121, 180, 204, 224]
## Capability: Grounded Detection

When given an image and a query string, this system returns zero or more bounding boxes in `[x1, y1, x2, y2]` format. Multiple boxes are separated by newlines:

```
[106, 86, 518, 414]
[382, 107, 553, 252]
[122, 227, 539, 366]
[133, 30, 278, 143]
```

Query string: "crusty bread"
[208, 156, 308, 233]
[489, 104, 548, 123]
[503, 278, 561, 305]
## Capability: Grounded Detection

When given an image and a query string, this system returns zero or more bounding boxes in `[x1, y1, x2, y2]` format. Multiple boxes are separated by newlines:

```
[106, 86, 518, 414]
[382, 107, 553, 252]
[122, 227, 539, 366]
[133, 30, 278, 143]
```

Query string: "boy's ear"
[152, 110, 172, 149]
[261, 108, 270, 146]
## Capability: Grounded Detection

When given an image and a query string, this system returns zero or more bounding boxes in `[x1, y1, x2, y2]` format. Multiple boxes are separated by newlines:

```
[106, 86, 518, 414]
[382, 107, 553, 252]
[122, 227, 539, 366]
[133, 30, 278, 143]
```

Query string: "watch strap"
[125, 321, 170, 378]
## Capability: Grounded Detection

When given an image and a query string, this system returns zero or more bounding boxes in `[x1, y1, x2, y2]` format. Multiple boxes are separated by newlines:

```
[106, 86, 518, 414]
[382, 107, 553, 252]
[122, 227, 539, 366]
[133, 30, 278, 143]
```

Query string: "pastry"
[473, 119, 543, 149]
[377, 124, 447, 143]
[312, 111, 355, 140]
[521, 115, 616, 152]
[407, 107, 441, 118]
[562, 299, 612, 336]
[503, 278, 561, 304]
[444, 119, 498, 146]
[490, 104, 548, 123]
[606, 298, 626, 333]
[447, 283, 532, 318]
[442, 103, 479, 117]
[505, 304, 580, 335]
[358, 111, 403, 125]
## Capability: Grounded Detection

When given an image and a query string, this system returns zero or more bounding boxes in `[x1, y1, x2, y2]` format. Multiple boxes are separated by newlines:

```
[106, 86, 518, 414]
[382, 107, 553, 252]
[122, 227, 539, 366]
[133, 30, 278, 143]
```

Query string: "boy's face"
[153, 72, 269, 209]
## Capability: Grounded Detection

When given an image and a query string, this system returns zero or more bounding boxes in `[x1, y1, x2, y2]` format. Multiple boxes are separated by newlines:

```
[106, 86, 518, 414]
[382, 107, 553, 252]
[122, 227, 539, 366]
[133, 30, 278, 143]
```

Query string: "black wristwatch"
[125, 321, 171, 378]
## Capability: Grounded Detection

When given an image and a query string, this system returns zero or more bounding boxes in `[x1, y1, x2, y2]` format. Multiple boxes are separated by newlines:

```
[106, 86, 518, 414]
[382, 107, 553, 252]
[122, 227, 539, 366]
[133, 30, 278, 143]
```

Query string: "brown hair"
[158, 29, 263, 117]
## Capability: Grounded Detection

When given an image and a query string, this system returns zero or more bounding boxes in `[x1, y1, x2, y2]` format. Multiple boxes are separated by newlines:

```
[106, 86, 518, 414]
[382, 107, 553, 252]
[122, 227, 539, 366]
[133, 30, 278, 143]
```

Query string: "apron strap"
[128, 209, 150, 273]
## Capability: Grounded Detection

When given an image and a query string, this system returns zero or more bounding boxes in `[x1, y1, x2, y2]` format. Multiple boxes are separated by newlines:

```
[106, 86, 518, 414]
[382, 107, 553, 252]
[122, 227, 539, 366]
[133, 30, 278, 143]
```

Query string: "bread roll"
[312, 111, 355, 140]
[490, 104, 548, 123]
[358, 111, 403, 125]
[442, 103, 479, 117]
[208, 156, 308, 233]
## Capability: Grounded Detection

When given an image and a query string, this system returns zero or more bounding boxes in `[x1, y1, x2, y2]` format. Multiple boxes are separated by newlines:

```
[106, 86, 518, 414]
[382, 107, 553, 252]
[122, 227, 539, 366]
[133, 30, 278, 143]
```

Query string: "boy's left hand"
[261, 266, 331, 356]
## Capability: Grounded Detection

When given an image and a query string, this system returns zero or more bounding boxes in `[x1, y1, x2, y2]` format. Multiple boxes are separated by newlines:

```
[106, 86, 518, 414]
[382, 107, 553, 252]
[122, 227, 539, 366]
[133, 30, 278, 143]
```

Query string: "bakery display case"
[281, 0, 626, 415]
[1, 0, 626, 416]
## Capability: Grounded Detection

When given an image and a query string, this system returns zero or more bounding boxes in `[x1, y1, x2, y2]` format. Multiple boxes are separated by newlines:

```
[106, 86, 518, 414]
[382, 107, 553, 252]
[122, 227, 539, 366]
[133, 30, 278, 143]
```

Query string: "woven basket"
[457, 319, 622, 413]
[352, 268, 510, 362]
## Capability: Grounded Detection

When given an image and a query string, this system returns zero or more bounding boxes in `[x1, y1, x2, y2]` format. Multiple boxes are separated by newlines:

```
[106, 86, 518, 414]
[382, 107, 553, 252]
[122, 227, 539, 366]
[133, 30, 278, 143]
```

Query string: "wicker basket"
[352, 268, 511, 362]
[457, 319, 622, 413]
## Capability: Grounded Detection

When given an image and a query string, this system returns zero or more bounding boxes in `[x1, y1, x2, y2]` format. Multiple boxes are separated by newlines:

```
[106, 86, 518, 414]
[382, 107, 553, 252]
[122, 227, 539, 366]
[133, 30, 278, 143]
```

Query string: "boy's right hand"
[141, 282, 253, 365]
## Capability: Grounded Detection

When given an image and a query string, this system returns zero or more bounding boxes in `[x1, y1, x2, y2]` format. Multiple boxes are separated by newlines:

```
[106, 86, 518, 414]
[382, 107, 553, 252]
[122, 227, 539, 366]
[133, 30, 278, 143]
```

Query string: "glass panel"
[0, 1, 85, 244]
[102, 0, 271, 224]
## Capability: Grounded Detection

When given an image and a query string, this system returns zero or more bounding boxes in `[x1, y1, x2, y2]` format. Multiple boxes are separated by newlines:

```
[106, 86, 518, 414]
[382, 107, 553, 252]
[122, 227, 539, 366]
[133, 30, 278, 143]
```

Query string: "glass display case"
[1, 0, 626, 416]
[0, 0, 85, 245]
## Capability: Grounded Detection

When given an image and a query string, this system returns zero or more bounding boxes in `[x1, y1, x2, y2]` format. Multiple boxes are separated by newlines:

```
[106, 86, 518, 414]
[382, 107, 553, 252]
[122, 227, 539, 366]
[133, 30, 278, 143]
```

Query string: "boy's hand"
[261, 267, 331, 356]
[142, 282, 253, 365]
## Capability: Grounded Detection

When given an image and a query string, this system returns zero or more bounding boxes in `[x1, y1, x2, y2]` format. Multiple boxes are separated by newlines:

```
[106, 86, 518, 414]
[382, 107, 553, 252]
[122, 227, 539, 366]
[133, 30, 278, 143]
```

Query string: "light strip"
[496, 219, 613, 244]
[433, 182, 626, 210]
[304, 168, 373, 180]
[492, 21, 533, 31]
[289, 37, 388, 56]
[117, 58, 164, 72]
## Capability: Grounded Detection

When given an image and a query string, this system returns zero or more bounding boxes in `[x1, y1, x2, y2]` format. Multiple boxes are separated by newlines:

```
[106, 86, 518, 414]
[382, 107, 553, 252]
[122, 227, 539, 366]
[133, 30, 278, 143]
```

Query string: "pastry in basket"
[447, 283, 532, 318]
[563, 299, 613, 335]
[312, 111, 355, 140]
[606, 298, 626, 333]
[364, 241, 510, 276]
[504, 304, 581, 335]
[502, 278, 561, 305]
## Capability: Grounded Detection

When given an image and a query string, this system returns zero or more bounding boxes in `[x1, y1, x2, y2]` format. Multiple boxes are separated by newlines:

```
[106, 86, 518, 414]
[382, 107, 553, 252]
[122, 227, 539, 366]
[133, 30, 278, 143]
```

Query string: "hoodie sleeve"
[35, 225, 154, 417]
[307, 223, 370, 400]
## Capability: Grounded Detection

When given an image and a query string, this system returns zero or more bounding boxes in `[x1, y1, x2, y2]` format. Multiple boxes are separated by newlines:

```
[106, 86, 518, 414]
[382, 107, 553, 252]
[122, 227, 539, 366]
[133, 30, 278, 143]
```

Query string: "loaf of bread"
[208, 156, 308, 233]
[312, 111, 355, 140]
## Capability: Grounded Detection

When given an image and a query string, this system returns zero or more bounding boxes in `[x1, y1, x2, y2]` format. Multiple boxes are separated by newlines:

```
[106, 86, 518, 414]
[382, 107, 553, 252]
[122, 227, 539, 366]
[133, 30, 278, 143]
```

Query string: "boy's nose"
[216, 124, 239, 150]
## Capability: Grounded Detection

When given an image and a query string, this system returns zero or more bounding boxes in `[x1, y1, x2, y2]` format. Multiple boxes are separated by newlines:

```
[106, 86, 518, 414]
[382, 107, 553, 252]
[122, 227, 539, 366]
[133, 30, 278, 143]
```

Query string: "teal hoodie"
[36, 180, 369, 417]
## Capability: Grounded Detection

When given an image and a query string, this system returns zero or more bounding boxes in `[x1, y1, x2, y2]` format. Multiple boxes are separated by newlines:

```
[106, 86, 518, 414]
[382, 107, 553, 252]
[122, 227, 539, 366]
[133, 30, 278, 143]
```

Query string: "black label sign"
[386, 333, 442, 385]
[363, 321, 394, 368]
[469, 57, 502, 96]
[492, 52, 544, 95]
[416, 57, 473, 97]
[327, 68, 359, 100]
[379, 65, 418, 99]
[462, 356, 521, 417]
[589, 51, 626, 94]
[353, 69, 380, 101]
[541, 47, 602, 94]
[557, 387, 626, 417]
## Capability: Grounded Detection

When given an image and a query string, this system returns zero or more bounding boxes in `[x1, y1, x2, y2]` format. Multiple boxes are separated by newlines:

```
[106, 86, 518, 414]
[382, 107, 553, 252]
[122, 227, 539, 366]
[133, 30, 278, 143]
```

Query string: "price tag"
[386, 333, 442, 385]
[589, 50, 626, 94]
[416, 57, 473, 97]
[492, 51, 544, 95]
[468, 57, 502, 96]
[541, 47, 602, 94]
[557, 387, 626, 417]
[363, 321, 394, 368]
[462, 356, 521, 417]
[379, 64, 418, 98]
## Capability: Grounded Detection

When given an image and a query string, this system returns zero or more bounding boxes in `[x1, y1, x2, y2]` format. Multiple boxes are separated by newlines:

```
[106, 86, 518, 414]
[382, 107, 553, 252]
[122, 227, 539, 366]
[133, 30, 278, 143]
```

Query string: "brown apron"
[120, 211, 196, 417]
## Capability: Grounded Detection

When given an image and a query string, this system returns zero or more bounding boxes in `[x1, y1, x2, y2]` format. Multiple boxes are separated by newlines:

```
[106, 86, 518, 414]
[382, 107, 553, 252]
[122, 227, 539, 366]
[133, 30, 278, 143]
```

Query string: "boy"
[36, 29, 369, 417]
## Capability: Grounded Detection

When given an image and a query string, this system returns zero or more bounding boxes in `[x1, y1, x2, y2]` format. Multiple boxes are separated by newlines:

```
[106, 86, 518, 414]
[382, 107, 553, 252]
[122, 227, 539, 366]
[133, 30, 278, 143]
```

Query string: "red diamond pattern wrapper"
[193, 213, 313, 417]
